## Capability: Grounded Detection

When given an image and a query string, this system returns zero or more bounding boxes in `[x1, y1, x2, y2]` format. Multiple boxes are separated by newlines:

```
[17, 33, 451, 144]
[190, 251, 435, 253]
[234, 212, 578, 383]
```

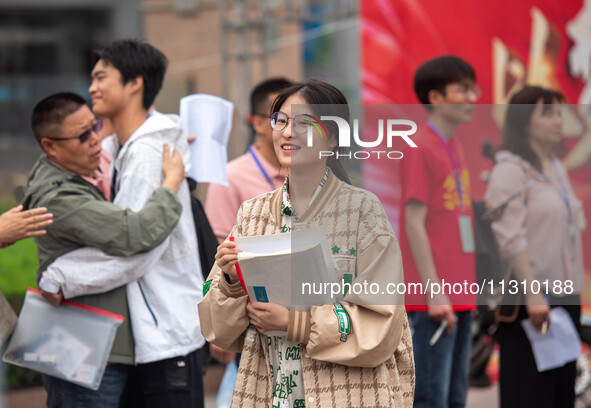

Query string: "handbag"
[472, 208, 519, 322]
[478, 167, 533, 323]
[494, 266, 520, 323]
[472, 201, 505, 308]
[187, 178, 218, 280]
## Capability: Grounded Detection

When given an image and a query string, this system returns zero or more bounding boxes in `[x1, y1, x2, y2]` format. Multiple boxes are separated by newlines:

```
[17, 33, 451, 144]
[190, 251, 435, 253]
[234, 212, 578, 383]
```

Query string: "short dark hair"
[93, 39, 168, 110]
[250, 78, 292, 116]
[502, 86, 564, 171]
[413, 55, 476, 107]
[270, 80, 351, 184]
[31, 92, 87, 144]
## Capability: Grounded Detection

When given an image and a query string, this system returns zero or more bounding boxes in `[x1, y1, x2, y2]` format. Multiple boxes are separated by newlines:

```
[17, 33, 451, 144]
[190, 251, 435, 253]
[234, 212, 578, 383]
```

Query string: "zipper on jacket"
[138, 280, 158, 326]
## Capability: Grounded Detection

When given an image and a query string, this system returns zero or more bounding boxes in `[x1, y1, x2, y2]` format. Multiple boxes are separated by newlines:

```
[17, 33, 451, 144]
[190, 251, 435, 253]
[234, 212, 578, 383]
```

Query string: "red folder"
[229, 236, 248, 295]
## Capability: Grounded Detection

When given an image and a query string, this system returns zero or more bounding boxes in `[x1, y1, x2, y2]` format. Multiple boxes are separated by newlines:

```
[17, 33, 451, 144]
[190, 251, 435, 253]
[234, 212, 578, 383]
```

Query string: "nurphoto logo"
[308, 116, 418, 160]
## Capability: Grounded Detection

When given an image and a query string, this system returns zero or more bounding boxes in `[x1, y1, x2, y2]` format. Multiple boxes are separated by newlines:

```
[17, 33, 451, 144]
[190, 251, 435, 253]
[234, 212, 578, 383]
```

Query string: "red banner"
[362, 0, 591, 301]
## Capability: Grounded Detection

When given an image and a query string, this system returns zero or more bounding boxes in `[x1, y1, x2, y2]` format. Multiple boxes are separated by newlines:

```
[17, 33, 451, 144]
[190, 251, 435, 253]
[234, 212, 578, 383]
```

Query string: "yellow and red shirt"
[399, 124, 476, 311]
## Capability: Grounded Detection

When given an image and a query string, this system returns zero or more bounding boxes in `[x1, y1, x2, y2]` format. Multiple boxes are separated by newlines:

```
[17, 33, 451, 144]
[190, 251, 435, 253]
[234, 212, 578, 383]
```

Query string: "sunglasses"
[46, 119, 102, 143]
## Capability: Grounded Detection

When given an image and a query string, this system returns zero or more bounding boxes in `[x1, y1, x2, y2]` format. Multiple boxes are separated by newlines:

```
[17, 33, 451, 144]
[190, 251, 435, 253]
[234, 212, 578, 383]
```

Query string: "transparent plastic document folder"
[3, 288, 124, 390]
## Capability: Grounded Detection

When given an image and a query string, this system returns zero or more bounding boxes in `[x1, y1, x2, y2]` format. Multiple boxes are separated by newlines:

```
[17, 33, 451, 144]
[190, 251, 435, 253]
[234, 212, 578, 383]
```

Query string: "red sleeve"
[400, 146, 430, 205]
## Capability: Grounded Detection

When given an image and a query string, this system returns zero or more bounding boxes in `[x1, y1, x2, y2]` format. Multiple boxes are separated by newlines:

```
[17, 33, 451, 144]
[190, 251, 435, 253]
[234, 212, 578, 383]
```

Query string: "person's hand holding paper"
[214, 237, 290, 335]
[215, 239, 242, 284]
[246, 301, 289, 334]
[234, 227, 340, 312]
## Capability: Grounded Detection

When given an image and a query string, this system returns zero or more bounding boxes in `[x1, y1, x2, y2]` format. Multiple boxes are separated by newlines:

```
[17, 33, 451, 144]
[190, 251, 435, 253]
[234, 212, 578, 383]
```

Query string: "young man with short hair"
[399, 55, 480, 408]
[40, 40, 206, 407]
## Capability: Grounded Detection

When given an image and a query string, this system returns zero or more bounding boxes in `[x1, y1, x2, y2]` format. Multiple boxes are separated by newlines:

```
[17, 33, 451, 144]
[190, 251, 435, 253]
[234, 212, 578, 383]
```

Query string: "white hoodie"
[43, 111, 205, 363]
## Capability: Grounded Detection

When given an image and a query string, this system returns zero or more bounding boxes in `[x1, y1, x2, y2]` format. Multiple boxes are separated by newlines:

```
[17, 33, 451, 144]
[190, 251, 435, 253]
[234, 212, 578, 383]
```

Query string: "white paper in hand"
[236, 227, 341, 312]
[179, 94, 234, 186]
[521, 307, 581, 372]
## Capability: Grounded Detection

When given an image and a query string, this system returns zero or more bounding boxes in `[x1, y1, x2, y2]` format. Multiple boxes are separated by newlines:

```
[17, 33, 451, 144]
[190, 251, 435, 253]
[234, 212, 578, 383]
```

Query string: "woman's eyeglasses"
[45, 119, 103, 143]
[270, 112, 316, 134]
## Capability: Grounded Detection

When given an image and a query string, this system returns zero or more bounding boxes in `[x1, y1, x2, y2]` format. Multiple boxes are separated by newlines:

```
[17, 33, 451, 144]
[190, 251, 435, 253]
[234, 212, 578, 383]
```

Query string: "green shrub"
[0, 226, 41, 390]
[0, 237, 38, 288]
[0, 196, 17, 214]
[1, 363, 42, 390]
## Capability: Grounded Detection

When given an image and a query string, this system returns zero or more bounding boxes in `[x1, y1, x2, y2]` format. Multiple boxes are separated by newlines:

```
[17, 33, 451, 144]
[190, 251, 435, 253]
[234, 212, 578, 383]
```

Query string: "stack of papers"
[236, 227, 342, 313]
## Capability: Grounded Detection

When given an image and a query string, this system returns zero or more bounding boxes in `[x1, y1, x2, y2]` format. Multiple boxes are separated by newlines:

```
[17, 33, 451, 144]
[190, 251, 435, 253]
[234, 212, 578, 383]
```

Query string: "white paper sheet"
[236, 227, 341, 312]
[521, 307, 581, 372]
[179, 94, 234, 185]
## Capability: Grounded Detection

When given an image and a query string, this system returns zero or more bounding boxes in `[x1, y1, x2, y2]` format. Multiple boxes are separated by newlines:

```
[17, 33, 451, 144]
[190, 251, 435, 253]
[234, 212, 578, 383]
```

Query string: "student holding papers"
[198, 80, 414, 408]
[485, 86, 586, 408]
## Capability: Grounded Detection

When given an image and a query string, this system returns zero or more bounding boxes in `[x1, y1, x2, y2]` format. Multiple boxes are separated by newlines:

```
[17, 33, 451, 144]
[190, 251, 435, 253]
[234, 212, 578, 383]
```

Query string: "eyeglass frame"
[269, 112, 319, 134]
[44, 119, 103, 144]
[444, 84, 482, 99]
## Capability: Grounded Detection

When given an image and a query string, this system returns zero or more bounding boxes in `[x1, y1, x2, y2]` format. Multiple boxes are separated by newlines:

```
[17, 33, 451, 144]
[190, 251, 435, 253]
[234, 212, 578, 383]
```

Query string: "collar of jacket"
[105, 111, 190, 175]
[268, 168, 340, 227]
[22, 155, 101, 210]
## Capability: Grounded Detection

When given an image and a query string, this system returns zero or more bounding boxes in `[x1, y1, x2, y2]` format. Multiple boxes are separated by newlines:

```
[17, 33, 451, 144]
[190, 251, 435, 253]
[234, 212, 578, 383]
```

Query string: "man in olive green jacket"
[22, 92, 185, 407]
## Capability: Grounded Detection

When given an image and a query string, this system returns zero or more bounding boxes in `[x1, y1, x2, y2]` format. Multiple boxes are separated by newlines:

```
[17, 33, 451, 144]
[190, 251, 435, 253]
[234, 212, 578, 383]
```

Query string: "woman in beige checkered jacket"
[199, 80, 414, 408]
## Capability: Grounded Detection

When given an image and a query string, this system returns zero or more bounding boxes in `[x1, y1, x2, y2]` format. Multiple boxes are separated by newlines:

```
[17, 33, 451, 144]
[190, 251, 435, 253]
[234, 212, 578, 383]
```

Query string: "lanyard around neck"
[428, 121, 465, 211]
[542, 158, 572, 218]
[248, 146, 276, 190]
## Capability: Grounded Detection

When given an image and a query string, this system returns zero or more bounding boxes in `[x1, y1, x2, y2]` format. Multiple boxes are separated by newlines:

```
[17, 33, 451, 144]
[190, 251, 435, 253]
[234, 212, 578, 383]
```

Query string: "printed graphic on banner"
[362, 0, 591, 303]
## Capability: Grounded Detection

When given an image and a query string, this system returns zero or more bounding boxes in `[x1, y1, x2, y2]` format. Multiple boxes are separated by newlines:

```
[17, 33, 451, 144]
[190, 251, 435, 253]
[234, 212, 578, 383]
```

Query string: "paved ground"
[0, 365, 225, 408]
[466, 383, 499, 408]
[1, 367, 500, 408]
[4, 370, 591, 408]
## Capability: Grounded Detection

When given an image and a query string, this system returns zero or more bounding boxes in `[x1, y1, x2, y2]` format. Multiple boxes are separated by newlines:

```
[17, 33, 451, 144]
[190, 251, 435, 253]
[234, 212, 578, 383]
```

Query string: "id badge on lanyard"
[429, 122, 475, 254]
[459, 215, 475, 254]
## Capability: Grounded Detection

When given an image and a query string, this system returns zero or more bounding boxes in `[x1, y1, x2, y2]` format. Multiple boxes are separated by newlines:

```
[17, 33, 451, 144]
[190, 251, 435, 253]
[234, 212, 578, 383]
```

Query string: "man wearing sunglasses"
[39, 40, 206, 408]
[22, 91, 188, 407]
